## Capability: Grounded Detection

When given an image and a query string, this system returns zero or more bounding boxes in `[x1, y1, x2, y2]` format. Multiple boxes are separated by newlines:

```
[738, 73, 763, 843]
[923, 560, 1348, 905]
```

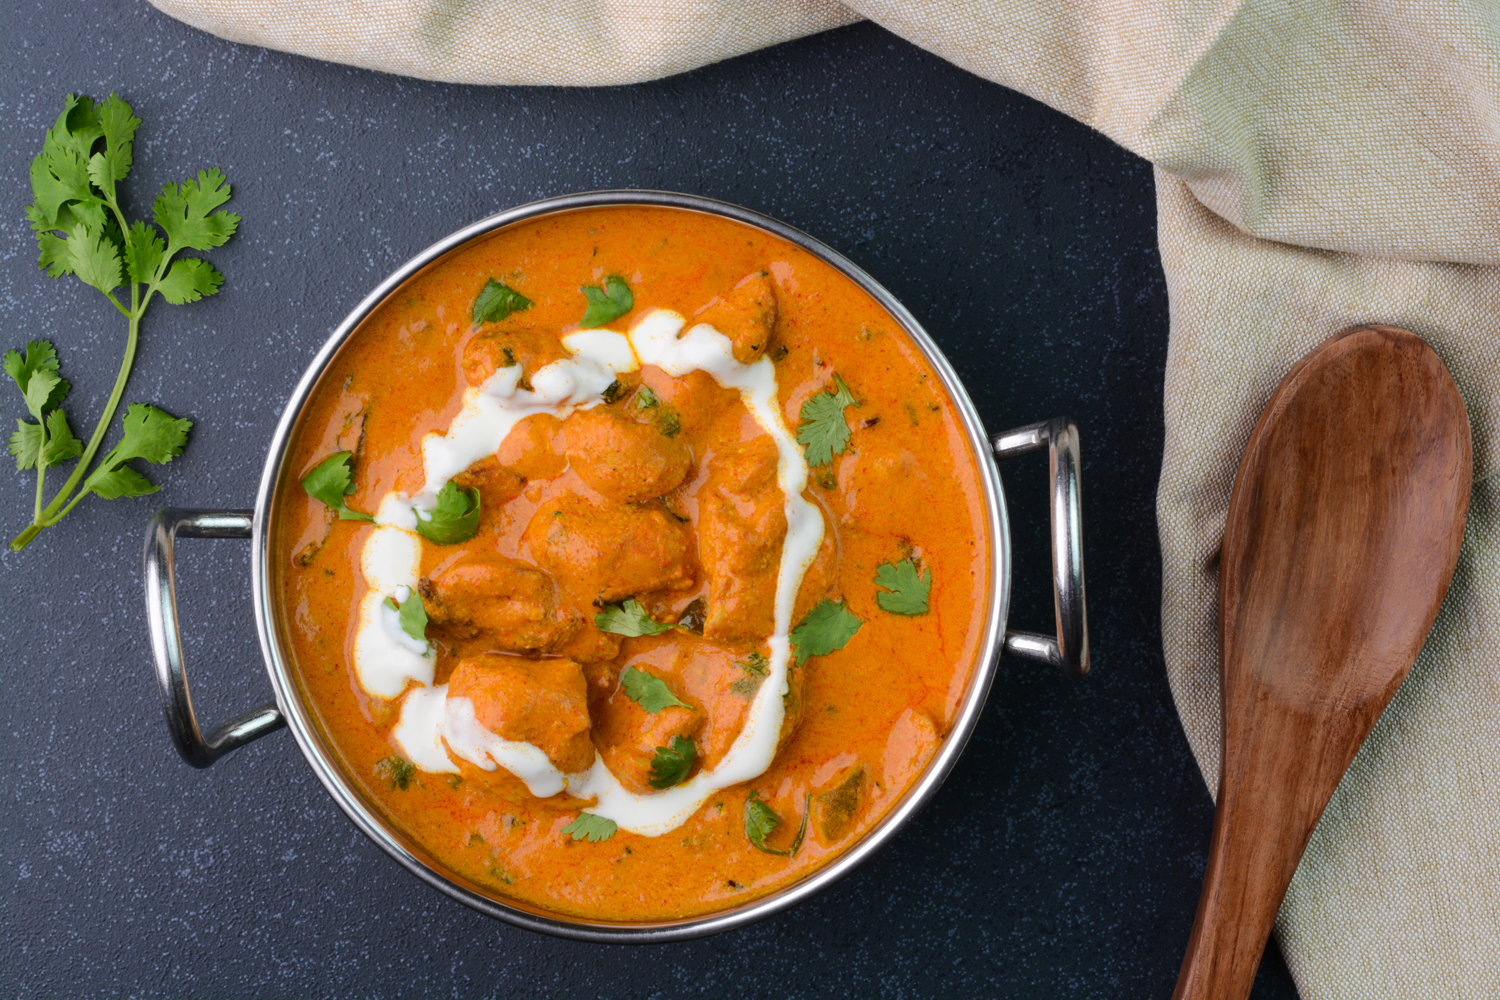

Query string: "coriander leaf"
[789, 792, 811, 856]
[62, 222, 122, 295]
[93, 93, 138, 188]
[4, 341, 61, 393]
[620, 666, 690, 713]
[21, 369, 60, 421]
[562, 813, 617, 843]
[9, 420, 43, 471]
[796, 373, 859, 467]
[414, 481, 481, 544]
[874, 557, 931, 615]
[600, 379, 625, 404]
[153, 168, 239, 251]
[657, 410, 681, 437]
[375, 755, 417, 791]
[789, 598, 863, 666]
[595, 599, 675, 638]
[88, 465, 158, 499]
[301, 451, 375, 522]
[744, 791, 784, 854]
[579, 275, 632, 327]
[97, 402, 190, 465]
[472, 279, 532, 324]
[123, 220, 164, 283]
[648, 735, 695, 789]
[634, 385, 658, 409]
[41, 410, 83, 467]
[386, 591, 429, 648]
[155, 257, 223, 305]
[740, 652, 769, 676]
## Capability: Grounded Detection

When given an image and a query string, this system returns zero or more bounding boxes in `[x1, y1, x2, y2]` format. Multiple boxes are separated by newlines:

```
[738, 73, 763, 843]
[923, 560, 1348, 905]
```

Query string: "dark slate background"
[0, 2, 1300, 997]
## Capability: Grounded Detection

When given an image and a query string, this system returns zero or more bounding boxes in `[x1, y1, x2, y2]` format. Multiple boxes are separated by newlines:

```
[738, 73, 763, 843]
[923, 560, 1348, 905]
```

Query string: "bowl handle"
[991, 419, 1090, 677]
[144, 508, 286, 767]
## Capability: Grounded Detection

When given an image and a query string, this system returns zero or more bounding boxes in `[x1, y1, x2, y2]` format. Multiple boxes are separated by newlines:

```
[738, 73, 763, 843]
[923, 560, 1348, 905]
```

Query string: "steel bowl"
[143, 190, 1088, 942]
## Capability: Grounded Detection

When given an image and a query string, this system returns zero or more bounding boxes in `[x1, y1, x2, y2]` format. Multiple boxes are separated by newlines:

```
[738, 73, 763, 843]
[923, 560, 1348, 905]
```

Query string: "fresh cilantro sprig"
[375, 756, 417, 790]
[796, 373, 858, 467]
[301, 451, 375, 522]
[8, 94, 239, 552]
[562, 812, 617, 843]
[595, 599, 675, 637]
[648, 735, 695, 789]
[620, 666, 690, 713]
[385, 589, 429, 648]
[579, 275, 632, 327]
[874, 557, 931, 615]
[471, 279, 531, 324]
[789, 599, 864, 665]
[744, 790, 810, 857]
[415, 481, 481, 544]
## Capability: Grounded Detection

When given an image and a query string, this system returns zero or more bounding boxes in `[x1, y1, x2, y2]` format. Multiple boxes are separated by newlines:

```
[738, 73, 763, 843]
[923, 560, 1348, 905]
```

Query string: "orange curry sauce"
[271, 206, 991, 922]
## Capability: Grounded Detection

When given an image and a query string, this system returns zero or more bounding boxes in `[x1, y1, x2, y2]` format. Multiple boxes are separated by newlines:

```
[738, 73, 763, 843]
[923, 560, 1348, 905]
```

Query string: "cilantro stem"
[9, 304, 141, 548]
[33, 452, 46, 522]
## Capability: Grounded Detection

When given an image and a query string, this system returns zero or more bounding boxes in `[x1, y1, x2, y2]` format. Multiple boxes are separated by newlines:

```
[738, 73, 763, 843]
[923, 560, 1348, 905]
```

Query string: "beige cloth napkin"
[148, 0, 1500, 995]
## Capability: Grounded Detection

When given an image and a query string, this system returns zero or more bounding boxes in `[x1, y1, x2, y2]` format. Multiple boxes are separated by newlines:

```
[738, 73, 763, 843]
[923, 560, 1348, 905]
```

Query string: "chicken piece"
[551, 620, 624, 665]
[563, 407, 693, 504]
[522, 492, 695, 604]
[697, 435, 786, 644]
[497, 413, 567, 481]
[694, 270, 778, 364]
[447, 655, 595, 773]
[462, 325, 569, 388]
[450, 456, 524, 514]
[591, 635, 805, 788]
[590, 694, 703, 794]
[419, 554, 582, 654]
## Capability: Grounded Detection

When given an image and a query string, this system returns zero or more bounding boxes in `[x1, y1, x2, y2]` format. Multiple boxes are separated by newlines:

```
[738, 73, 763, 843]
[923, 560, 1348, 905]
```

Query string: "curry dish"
[272, 205, 991, 921]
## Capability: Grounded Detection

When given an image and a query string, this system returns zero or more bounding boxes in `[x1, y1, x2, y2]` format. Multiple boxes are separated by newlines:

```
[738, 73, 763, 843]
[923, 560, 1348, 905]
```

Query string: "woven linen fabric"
[147, 0, 1500, 995]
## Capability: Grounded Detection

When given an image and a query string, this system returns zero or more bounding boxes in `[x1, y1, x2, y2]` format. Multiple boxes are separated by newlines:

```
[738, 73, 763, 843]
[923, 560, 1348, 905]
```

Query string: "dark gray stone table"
[1, 2, 1300, 996]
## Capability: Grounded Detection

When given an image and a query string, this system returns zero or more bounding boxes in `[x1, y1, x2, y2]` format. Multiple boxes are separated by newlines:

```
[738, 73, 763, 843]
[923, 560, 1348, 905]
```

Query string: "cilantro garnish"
[731, 652, 769, 697]
[301, 451, 375, 522]
[595, 599, 675, 637]
[789, 599, 864, 665]
[579, 275, 632, 327]
[647, 735, 695, 789]
[601, 379, 626, 404]
[471, 279, 531, 324]
[9, 94, 239, 552]
[744, 791, 810, 857]
[634, 385, 658, 409]
[415, 481, 481, 544]
[676, 598, 706, 634]
[795, 373, 859, 467]
[375, 756, 416, 790]
[620, 666, 690, 713]
[657, 410, 681, 437]
[562, 813, 618, 843]
[740, 652, 769, 675]
[874, 557, 931, 615]
[384, 590, 429, 648]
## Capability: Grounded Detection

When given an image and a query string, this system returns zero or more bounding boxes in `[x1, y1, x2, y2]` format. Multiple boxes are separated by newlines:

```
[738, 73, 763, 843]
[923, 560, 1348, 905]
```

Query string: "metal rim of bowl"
[247, 190, 1011, 942]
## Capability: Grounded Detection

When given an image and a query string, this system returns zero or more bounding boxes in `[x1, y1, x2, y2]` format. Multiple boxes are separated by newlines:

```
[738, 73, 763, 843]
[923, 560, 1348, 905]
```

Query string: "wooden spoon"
[1171, 325, 1471, 1000]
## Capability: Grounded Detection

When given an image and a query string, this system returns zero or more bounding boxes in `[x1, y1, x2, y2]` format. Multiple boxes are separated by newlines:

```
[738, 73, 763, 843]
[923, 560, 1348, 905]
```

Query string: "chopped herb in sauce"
[601, 379, 625, 403]
[796, 373, 859, 466]
[414, 480, 481, 544]
[302, 451, 374, 522]
[731, 653, 767, 698]
[789, 599, 863, 665]
[740, 652, 769, 675]
[471, 279, 532, 324]
[648, 735, 695, 789]
[874, 556, 931, 615]
[562, 813, 617, 843]
[579, 274, 632, 327]
[657, 410, 681, 437]
[620, 666, 690, 713]
[634, 385, 659, 409]
[676, 598, 706, 633]
[744, 791, 810, 856]
[383, 589, 429, 647]
[595, 599, 674, 637]
[375, 755, 416, 790]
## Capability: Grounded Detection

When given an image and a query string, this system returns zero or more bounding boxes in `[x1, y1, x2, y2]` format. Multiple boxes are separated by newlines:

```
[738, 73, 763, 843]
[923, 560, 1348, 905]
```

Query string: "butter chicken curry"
[273, 205, 991, 921]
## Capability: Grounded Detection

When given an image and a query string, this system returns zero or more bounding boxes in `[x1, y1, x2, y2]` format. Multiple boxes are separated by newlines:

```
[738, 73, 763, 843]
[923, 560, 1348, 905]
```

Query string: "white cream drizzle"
[349, 308, 822, 837]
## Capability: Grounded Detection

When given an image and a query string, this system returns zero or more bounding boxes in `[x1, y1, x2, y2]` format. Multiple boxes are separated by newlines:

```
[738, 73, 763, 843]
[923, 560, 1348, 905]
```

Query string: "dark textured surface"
[0, 3, 1301, 997]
